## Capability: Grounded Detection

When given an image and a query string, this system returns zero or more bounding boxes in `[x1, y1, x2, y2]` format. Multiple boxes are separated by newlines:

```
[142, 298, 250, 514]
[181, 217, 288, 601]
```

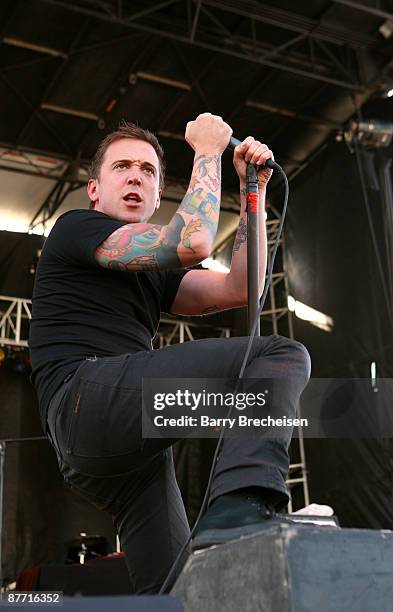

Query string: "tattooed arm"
[94, 113, 232, 272]
[222, 180, 268, 303]
[171, 137, 273, 316]
[226, 137, 273, 300]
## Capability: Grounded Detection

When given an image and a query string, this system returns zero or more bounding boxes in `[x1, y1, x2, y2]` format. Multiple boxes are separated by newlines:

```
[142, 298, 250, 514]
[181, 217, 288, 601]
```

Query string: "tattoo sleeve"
[176, 154, 221, 245]
[95, 218, 184, 271]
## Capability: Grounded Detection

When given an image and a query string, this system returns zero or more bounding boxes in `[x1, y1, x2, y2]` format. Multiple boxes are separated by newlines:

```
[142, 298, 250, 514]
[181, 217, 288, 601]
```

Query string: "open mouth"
[123, 193, 142, 205]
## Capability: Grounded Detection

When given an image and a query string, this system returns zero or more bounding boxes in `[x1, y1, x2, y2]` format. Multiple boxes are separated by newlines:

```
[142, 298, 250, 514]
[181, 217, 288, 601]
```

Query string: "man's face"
[87, 138, 161, 223]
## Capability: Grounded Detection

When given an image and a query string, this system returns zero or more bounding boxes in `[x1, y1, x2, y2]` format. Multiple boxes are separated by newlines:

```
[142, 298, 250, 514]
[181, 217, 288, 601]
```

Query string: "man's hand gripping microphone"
[227, 136, 281, 172]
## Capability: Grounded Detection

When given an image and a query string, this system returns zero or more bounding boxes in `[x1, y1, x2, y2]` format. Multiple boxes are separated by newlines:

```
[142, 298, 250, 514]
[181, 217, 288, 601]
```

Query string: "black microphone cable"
[159, 142, 289, 595]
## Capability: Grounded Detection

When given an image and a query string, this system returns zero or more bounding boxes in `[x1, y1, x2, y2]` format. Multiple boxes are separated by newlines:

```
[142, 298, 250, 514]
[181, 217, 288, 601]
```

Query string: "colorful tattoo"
[97, 223, 157, 259]
[123, 254, 159, 270]
[183, 218, 202, 252]
[95, 219, 183, 271]
[193, 154, 221, 192]
[181, 188, 219, 233]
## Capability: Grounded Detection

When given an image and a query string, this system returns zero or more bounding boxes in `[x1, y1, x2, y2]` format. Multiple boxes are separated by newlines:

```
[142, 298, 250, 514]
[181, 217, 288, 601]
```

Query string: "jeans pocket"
[64, 379, 143, 458]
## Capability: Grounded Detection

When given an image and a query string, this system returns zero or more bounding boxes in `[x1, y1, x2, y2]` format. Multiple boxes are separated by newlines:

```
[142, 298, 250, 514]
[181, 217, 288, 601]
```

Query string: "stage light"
[0, 219, 29, 233]
[379, 20, 393, 40]
[288, 295, 334, 332]
[370, 361, 378, 391]
[0, 218, 52, 236]
[345, 119, 393, 149]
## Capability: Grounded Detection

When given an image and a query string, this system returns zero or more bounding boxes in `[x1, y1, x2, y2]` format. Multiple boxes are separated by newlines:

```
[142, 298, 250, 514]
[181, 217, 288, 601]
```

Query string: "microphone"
[227, 136, 280, 171]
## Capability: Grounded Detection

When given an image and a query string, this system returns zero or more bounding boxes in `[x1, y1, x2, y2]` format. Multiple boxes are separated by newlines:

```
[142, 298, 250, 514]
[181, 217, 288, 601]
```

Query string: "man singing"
[29, 113, 311, 593]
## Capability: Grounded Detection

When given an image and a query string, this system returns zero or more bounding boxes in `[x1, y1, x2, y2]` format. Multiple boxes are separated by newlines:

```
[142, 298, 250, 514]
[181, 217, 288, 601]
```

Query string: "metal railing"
[0, 296, 32, 348]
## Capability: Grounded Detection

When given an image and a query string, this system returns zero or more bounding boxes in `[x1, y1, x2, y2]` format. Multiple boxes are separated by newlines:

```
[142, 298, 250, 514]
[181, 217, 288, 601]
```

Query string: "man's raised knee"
[267, 335, 311, 379]
[287, 339, 311, 378]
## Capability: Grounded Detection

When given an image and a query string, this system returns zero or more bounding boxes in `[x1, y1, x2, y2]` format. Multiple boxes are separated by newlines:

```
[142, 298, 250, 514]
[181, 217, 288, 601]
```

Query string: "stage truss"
[263, 209, 309, 510]
[0, 296, 31, 349]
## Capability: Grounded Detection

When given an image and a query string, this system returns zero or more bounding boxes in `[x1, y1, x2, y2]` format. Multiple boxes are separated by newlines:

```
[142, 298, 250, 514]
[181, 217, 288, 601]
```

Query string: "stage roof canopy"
[0, 0, 392, 238]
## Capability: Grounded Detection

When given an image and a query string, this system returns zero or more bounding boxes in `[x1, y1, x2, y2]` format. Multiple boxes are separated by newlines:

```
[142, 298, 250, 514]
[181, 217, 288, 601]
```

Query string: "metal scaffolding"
[0, 296, 32, 349]
[261, 207, 310, 511]
[155, 316, 231, 347]
[0, 298, 231, 350]
[41, 0, 371, 92]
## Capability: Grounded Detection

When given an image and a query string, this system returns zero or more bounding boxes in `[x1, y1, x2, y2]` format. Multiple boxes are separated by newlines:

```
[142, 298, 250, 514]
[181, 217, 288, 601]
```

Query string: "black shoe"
[192, 491, 309, 551]
[192, 491, 274, 550]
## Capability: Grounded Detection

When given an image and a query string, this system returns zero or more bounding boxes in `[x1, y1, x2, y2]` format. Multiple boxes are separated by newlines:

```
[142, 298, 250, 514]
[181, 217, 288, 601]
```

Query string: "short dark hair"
[88, 121, 165, 190]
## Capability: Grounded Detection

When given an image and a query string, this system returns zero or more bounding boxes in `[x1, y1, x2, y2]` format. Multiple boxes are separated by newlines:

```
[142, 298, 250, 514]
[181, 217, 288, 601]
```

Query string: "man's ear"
[87, 178, 98, 205]
[155, 190, 162, 211]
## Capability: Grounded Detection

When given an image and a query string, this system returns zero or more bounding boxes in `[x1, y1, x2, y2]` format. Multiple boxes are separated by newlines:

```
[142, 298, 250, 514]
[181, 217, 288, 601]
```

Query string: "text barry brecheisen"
[152, 414, 308, 428]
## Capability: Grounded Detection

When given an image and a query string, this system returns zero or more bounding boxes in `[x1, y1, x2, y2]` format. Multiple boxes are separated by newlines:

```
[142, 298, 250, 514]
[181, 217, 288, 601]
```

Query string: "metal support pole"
[246, 163, 260, 336]
[378, 157, 393, 313]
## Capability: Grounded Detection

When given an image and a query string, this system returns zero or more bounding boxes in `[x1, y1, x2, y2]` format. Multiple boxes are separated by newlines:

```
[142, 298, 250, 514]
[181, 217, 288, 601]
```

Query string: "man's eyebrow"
[111, 159, 130, 167]
[140, 161, 157, 172]
[111, 159, 157, 172]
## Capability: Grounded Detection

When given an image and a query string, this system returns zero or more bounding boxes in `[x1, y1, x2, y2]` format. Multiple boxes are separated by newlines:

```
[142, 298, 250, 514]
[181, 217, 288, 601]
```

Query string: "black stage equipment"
[173, 523, 393, 611]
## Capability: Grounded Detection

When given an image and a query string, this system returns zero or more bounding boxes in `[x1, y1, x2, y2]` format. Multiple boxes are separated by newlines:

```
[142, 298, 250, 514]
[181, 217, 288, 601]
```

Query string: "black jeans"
[46, 335, 311, 594]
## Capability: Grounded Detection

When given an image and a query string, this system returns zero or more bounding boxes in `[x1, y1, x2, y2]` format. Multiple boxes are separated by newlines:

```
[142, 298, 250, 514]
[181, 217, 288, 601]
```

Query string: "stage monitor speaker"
[173, 523, 393, 612]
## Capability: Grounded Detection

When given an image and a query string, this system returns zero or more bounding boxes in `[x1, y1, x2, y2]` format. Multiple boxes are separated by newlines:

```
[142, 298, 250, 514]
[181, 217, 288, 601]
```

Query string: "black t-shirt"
[29, 209, 188, 430]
